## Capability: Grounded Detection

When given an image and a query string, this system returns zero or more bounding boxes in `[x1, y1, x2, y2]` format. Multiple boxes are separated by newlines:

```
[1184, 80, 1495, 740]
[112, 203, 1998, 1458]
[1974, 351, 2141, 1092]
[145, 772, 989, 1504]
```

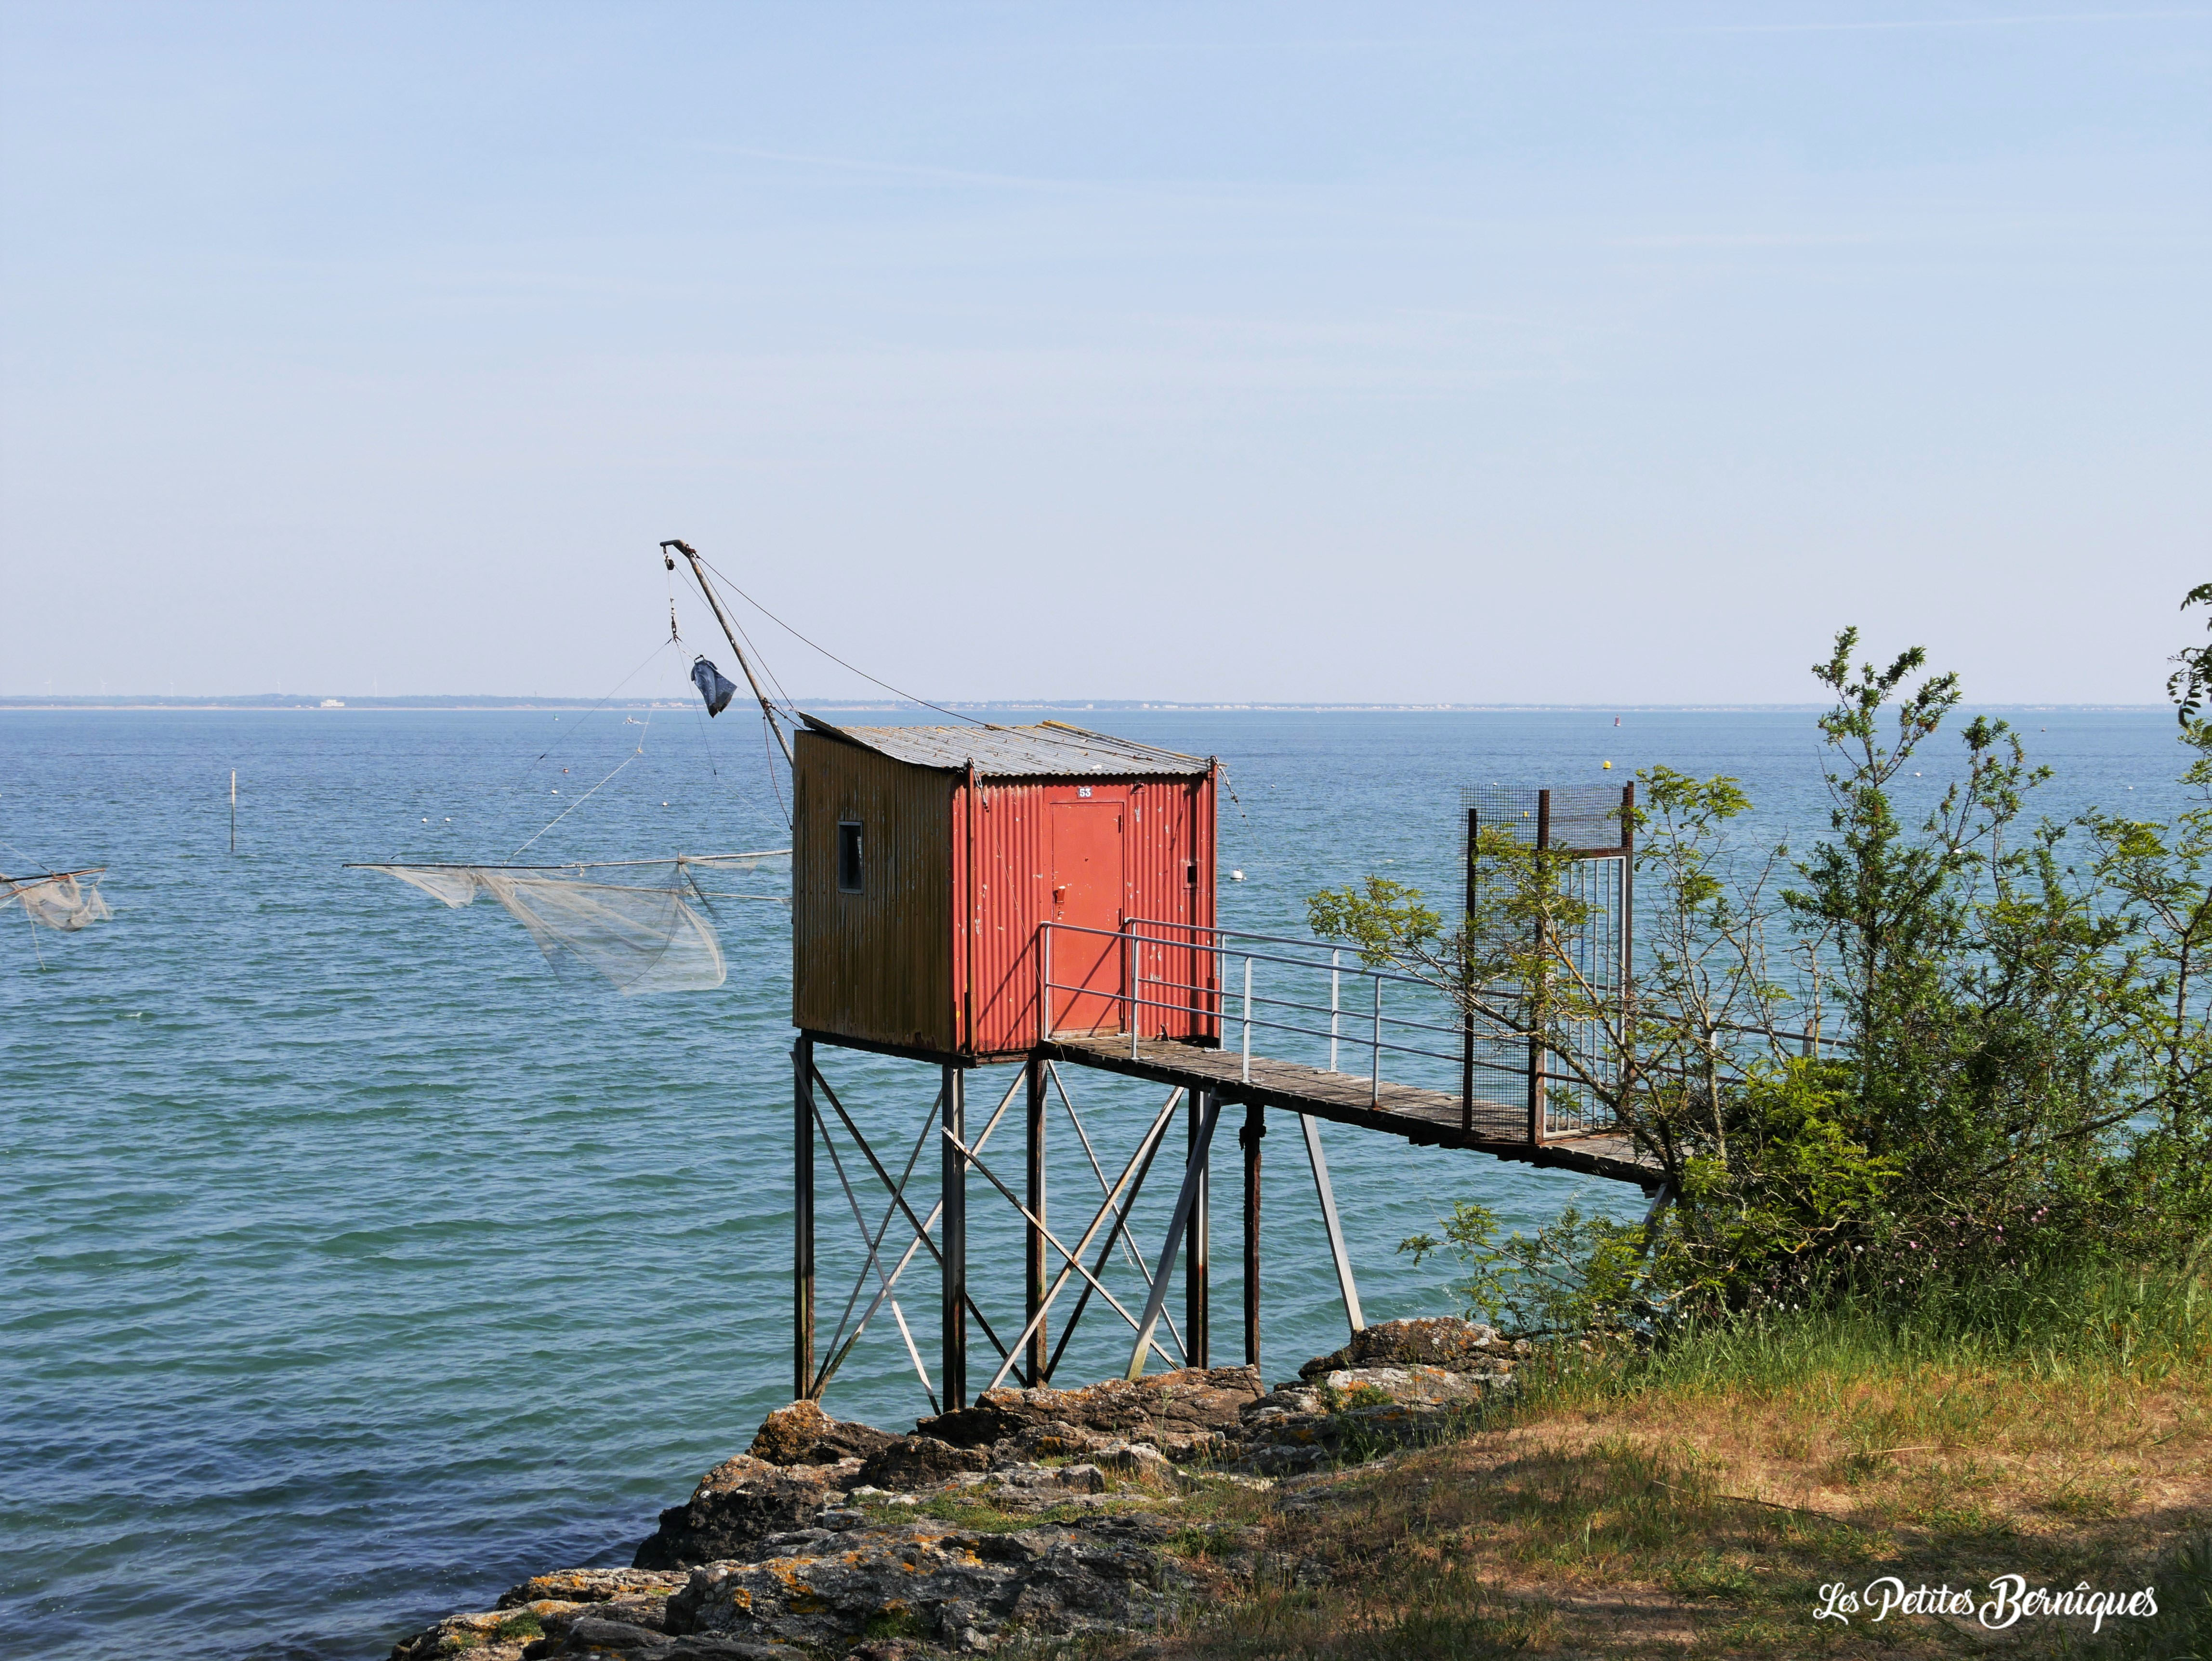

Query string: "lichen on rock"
[1296, 1315, 1524, 1377]
[666, 1514, 1186, 1652]
[745, 1399, 900, 1468]
[632, 1455, 849, 1571]
[393, 1328, 1520, 1660]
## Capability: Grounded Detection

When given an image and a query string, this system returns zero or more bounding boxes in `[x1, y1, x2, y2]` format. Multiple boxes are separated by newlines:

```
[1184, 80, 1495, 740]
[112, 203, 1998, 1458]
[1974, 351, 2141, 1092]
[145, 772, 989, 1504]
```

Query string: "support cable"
[507, 709, 652, 861]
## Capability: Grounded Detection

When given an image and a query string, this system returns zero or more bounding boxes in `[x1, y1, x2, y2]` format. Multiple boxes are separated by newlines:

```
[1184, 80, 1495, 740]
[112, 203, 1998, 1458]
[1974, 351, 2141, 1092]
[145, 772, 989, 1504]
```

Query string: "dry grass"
[1130, 1322, 2212, 1659]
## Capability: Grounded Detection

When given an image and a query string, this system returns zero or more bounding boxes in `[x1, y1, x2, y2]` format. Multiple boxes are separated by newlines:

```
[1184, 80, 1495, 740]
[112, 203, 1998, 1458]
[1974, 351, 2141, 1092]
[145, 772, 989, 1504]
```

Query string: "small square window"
[837, 821, 864, 893]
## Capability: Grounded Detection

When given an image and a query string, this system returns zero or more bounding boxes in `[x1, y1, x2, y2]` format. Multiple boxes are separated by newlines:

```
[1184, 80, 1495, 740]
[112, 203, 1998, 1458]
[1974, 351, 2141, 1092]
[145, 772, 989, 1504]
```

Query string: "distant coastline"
[0, 696, 2170, 715]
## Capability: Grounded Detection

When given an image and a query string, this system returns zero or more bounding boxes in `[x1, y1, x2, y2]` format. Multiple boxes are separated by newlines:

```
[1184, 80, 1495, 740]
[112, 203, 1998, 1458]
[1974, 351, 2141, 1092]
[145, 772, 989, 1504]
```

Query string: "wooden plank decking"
[1045, 1033, 1661, 1188]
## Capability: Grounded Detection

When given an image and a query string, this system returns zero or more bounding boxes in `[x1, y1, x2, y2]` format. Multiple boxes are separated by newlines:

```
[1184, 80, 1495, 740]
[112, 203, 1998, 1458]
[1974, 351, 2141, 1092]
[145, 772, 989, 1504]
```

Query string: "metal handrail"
[1128, 914, 1855, 1055]
[1132, 969, 1471, 1043]
[1129, 914, 1548, 1006]
[1040, 919, 1477, 1106]
[1041, 924, 1441, 1040]
[1120, 916, 1469, 995]
[1035, 917, 1840, 1143]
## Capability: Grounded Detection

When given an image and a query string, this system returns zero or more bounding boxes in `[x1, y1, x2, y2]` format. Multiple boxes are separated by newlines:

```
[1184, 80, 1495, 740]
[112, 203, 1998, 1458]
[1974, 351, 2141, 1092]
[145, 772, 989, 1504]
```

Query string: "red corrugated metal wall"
[954, 767, 1217, 1060]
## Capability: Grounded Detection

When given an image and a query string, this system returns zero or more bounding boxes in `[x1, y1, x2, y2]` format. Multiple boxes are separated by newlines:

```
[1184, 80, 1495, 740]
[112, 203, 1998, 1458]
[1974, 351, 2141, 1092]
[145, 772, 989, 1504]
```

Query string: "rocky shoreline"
[392, 1318, 1526, 1661]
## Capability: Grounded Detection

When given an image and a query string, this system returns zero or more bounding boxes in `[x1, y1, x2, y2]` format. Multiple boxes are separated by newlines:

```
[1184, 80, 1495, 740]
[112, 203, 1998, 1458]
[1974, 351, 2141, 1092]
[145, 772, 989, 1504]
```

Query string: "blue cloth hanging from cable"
[691, 657, 738, 717]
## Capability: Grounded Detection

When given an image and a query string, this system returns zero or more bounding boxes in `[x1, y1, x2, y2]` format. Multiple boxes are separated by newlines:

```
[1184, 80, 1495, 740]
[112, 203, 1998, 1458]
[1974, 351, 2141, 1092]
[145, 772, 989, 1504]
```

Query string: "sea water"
[0, 705, 2187, 1659]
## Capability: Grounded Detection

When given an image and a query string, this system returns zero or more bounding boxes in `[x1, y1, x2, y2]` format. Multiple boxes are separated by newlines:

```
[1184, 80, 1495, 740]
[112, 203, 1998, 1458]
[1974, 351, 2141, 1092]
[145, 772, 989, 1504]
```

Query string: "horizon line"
[0, 695, 2173, 715]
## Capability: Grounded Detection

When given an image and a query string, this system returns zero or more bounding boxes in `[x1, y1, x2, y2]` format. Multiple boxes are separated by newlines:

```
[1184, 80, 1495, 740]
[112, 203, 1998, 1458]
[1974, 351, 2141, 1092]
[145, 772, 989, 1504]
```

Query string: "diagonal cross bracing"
[1124, 1093, 1222, 1379]
[812, 1097, 938, 1412]
[814, 1081, 940, 1380]
[810, 1066, 1025, 1398]
[981, 1089, 1186, 1393]
[944, 1122, 1182, 1380]
[1042, 1088, 1180, 1384]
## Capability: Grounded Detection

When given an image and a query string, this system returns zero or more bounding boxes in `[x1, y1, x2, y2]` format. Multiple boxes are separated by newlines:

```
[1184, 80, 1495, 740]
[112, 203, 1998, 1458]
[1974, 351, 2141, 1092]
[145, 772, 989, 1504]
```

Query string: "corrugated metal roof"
[798, 713, 1208, 778]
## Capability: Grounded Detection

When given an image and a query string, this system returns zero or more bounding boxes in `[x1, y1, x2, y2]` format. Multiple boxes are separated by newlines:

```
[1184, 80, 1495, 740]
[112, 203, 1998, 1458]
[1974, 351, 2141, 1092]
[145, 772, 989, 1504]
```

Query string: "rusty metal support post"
[941, 1064, 967, 1410]
[1240, 1102, 1264, 1370]
[1186, 1089, 1210, 1369]
[1124, 1094, 1222, 1380]
[1025, 1054, 1048, 1386]
[1462, 806, 1477, 1137]
[1620, 781, 1636, 1105]
[1529, 788, 1552, 1146]
[1300, 1113, 1364, 1339]
[793, 1036, 816, 1400]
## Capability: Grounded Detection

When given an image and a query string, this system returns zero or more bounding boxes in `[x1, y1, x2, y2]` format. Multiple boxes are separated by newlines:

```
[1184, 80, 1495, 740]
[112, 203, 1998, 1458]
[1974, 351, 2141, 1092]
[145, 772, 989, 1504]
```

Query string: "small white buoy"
[1230, 869, 1245, 882]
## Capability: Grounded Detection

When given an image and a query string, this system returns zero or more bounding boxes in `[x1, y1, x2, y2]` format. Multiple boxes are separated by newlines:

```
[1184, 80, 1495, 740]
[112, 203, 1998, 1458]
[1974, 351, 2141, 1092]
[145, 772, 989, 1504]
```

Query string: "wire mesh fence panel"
[1462, 785, 1634, 1141]
[1548, 852, 1627, 1136]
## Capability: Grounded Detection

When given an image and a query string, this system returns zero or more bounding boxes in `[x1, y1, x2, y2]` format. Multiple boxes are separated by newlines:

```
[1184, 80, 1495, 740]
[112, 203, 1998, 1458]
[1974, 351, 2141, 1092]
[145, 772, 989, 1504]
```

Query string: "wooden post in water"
[1024, 1055, 1048, 1387]
[793, 1037, 816, 1400]
[230, 770, 237, 855]
[1240, 1102, 1264, 1370]
[941, 1065, 967, 1410]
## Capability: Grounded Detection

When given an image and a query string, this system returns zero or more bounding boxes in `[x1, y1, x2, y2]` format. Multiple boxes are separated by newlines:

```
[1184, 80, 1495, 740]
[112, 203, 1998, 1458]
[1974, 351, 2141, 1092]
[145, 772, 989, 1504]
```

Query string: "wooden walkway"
[1045, 1034, 1661, 1188]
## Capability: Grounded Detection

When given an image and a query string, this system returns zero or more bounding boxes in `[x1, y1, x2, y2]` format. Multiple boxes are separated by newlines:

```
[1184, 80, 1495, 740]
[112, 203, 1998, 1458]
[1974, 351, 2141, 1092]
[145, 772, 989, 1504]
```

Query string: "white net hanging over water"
[5, 870, 113, 932]
[355, 852, 788, 996]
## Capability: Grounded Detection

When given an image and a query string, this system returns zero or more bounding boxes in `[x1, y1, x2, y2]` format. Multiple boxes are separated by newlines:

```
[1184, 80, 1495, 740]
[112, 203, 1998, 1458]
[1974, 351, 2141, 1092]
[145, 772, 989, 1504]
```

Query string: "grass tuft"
[1135, 1260, 2212, 1660]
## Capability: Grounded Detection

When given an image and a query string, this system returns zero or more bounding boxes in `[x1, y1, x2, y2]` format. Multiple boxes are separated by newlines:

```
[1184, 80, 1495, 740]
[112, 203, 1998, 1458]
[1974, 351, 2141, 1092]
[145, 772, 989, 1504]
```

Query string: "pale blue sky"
[1, 3, 2204, 703]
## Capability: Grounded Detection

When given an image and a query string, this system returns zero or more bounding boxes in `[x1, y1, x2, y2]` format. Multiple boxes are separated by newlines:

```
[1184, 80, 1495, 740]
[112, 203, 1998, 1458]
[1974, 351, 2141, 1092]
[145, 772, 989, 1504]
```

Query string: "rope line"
[508, 708, 652, 860]
[694, 550, 1206, 773]
[697, 552, 988, 729]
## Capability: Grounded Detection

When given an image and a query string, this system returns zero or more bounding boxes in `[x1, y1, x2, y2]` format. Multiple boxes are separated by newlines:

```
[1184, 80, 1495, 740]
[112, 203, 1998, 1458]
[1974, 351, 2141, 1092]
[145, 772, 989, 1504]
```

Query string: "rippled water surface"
[0, 705, 2185, 1658]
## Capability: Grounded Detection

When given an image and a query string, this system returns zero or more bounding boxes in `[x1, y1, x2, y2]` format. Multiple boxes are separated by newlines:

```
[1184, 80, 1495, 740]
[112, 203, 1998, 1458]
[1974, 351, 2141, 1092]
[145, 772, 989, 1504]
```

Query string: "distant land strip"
[0, 695, 2170, 714]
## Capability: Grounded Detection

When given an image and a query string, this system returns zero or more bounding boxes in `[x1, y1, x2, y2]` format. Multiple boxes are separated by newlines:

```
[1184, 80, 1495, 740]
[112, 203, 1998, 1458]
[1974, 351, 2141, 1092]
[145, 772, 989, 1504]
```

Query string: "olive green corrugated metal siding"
[791, 730, 956, 1054]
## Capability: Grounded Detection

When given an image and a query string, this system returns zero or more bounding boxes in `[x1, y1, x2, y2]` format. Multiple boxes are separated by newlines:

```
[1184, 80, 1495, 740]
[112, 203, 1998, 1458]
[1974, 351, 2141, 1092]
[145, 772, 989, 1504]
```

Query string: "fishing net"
[6, 870, 113, 932]
[356, 852, 787, 995]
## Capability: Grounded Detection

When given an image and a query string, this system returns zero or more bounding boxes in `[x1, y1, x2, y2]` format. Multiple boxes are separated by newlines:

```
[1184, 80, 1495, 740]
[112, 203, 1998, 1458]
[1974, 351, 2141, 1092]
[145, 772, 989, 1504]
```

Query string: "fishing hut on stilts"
[649, 539, 1654, 1415]
[783, 724, 1659, 1414]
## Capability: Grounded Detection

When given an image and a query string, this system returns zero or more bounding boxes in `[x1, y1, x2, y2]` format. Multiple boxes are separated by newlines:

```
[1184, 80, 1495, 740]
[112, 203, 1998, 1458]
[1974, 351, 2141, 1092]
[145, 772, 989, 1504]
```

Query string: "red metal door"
[1050, 799, 1124, 1035]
